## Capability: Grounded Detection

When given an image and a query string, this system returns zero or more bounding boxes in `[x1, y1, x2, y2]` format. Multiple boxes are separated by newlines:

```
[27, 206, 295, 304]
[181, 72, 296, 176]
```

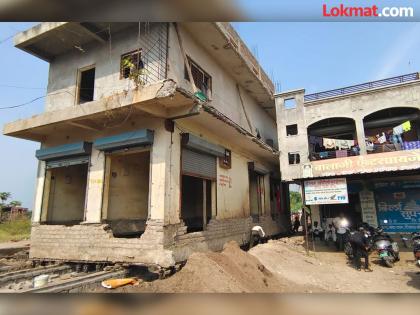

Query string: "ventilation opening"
[78, 67, 95, 104]
[286, 124, 298, 136]
[181, 175, 212, 233]
[284, 98, 296, 109]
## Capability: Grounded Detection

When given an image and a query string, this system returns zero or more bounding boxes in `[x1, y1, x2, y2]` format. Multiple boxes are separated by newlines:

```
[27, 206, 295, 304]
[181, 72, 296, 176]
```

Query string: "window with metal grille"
[120, 49, 144, 79]
[288, 153, 300, 165]
[185, 58, 212, 98]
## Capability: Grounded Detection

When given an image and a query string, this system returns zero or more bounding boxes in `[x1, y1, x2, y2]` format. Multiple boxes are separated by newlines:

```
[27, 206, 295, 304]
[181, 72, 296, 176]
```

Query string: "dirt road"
[250, 236, 420, 293]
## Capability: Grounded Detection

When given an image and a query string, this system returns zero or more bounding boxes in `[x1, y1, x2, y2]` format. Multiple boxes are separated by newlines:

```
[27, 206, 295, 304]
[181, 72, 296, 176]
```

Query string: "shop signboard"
[304, 178, 348, 205]
[375, 181, 420, 233]
[308, 149, 420, 178]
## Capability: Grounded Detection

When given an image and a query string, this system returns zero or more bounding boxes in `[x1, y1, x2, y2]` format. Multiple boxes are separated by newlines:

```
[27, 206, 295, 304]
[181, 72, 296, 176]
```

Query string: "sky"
[1, 21, 420, 207]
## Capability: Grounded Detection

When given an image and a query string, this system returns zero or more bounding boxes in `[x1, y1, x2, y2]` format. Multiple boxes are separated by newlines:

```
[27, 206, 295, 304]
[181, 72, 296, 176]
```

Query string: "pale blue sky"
[1, 22, 420, 207]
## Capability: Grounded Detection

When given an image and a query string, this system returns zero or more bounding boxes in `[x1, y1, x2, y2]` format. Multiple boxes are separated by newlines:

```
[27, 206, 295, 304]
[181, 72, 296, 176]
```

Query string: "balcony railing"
[305, 72, 419, 102]
[367, 141, 420, 154]
[309, 149, 359, 161]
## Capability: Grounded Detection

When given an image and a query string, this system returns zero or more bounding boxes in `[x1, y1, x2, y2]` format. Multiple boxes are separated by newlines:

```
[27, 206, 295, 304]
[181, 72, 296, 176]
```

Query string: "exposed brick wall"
[30, 215, 288, 267]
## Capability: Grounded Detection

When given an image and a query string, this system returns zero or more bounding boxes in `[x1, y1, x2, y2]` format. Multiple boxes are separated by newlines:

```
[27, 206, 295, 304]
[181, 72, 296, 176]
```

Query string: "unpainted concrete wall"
[167, 24, 278, 148]
[45, 164, 88, 222]
[45, 23, 167, 111]
[106, 151, 150, 220]
[275, 82, 420, 181]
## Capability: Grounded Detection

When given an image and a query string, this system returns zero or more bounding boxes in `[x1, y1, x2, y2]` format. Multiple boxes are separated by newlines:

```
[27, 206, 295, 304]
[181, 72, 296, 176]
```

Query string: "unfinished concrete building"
[3, 23, 290, 267]
[275, 73, 420, 233]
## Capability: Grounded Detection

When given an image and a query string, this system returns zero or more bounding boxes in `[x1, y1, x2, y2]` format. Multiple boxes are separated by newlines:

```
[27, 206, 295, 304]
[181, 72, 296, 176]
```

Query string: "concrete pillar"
[263, 174, 271, 216]
[149, 126, 181, 225]
[32, 161, 46, 223]
[84, 148, 105, 223]
[355, 118, 367, 155]
[310, 205, 321, 227]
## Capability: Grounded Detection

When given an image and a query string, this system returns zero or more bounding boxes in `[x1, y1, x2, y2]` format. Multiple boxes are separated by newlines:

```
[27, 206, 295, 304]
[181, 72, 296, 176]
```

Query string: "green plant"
[122, 54, 148, 88]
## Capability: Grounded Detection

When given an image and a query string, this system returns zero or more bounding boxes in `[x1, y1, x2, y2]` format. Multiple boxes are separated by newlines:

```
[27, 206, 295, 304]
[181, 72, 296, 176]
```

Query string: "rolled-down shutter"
[182, 149, 216, 180]
[46, 155, 90, 169]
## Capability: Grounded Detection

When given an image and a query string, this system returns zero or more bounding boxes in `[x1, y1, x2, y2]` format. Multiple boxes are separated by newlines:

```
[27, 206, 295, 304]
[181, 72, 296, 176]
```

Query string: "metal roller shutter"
[182, 149, 216, 180]
[46, 156, 90, 169]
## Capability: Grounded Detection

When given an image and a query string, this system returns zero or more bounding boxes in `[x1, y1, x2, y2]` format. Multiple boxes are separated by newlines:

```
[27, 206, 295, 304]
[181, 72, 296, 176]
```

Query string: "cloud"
[375, 23, 420, 80]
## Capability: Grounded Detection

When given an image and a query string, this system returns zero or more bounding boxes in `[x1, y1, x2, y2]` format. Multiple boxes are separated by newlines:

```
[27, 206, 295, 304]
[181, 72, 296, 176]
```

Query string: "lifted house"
[3, 22, 290, 267]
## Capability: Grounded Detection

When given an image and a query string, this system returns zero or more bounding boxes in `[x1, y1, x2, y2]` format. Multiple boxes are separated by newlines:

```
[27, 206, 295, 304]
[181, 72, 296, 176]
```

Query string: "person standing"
[292, 214, 300, 233]
[350, 226, 372, 272]
[333, 212, 349, 251]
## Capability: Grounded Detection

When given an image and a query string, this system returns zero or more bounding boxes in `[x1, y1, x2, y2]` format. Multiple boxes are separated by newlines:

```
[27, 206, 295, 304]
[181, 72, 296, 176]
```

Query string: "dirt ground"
[97, 236, 420, 293]
[250, 236, 420, 293]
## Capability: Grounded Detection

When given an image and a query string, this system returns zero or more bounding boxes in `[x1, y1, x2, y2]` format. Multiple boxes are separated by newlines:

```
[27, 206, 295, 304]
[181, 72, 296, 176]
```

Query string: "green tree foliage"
[289, 191, 302, 213]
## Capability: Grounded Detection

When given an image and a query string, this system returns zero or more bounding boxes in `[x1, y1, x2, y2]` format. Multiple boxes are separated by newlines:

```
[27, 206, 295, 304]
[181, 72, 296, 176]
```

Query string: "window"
[284, 98, 296, 109]
[286, 124, 298, 136]
[185, 58, 212, 98]
[288, 153, 300, 165]
[78, 67, 95, 104]
[120, 49, 144, 79]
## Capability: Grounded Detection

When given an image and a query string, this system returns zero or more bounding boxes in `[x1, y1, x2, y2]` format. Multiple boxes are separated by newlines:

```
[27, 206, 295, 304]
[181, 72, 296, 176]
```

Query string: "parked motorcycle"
[401, 232, 420, 267]
[373, 228, 400, 268]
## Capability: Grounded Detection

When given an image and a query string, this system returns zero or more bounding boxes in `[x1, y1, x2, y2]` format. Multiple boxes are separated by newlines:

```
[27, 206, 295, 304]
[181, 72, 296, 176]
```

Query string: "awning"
[35, 141, 92, 161]
[181, 133, 225, 157]
[93, 129, 154, 151]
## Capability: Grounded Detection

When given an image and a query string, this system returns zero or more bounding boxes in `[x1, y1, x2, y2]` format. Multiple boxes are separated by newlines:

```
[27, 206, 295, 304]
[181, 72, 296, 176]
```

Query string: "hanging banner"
[359, 190, 378, 227]
[304, 178, 348, 205]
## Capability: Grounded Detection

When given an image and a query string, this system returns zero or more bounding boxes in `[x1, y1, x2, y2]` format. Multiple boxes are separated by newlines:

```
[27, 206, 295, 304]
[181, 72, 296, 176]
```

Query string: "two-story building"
[3, 22, 291, 268]
[275, 73, 420, 233]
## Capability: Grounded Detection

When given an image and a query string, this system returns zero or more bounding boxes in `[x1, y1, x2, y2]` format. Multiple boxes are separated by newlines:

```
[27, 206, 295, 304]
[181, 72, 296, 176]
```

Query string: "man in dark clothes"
[350, 227, 372, 272]
[292, 214, 300, 233]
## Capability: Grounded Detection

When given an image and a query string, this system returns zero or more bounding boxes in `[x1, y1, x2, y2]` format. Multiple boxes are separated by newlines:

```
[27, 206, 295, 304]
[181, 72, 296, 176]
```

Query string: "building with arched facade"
[275, 73, 420, 233]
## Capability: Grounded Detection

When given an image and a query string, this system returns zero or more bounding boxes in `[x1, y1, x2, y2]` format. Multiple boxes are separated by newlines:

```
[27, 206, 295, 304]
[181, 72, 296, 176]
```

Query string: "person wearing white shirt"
[333, 213, 349, 251]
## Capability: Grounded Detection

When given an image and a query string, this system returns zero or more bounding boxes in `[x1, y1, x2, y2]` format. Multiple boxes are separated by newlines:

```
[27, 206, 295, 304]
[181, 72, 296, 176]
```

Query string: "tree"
[0, 192, 11, 206]
[9, 200, 22, 207]
[289, 191, 303, 213]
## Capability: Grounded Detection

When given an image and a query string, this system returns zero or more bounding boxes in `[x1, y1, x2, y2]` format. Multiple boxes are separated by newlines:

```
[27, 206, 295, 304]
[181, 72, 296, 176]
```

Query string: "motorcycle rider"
[333, 212, 349, 251]
[350, 226, 372, 272]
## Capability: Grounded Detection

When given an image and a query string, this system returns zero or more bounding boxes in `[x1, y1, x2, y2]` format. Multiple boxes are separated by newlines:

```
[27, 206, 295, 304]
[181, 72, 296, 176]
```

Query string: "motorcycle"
[401, 232, 420, 267]
[373, 228, 400, 268]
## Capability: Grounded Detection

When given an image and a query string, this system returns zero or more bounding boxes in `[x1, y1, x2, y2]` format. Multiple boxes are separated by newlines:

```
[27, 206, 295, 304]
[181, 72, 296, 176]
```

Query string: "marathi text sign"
[304, 178, 348, 205]
[309, 149, 420, 178]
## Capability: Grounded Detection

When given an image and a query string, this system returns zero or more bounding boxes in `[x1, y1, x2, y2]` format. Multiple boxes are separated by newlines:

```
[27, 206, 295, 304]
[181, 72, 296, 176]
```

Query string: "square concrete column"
[355, 118, 367, 155]
[84, 148, 105, 223]
[149, 126, 181, 225]
[32, 160, 46, 223]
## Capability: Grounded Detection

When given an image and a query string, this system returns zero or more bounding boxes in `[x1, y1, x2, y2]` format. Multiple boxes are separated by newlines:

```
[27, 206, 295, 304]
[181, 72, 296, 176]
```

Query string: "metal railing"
[309, 149, 359, 161]
[305, 72, 419, 102]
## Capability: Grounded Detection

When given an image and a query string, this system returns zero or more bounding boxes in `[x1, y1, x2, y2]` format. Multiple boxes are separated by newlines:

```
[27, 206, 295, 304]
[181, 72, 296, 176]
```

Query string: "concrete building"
[275, 73, 420, 233]
[3, 22, 290, 267]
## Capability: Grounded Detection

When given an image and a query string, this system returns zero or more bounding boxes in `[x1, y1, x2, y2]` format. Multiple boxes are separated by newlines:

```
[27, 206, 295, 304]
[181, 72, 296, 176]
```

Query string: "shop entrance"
[180, 148, 216, 233]
[42, 162, 89, 224]
[320, 193, 362, 228]
[102, 150, 150, 237]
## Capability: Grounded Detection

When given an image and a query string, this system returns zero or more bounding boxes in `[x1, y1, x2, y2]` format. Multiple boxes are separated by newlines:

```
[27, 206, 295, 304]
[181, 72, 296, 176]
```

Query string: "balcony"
[309, 148, 359, 161]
